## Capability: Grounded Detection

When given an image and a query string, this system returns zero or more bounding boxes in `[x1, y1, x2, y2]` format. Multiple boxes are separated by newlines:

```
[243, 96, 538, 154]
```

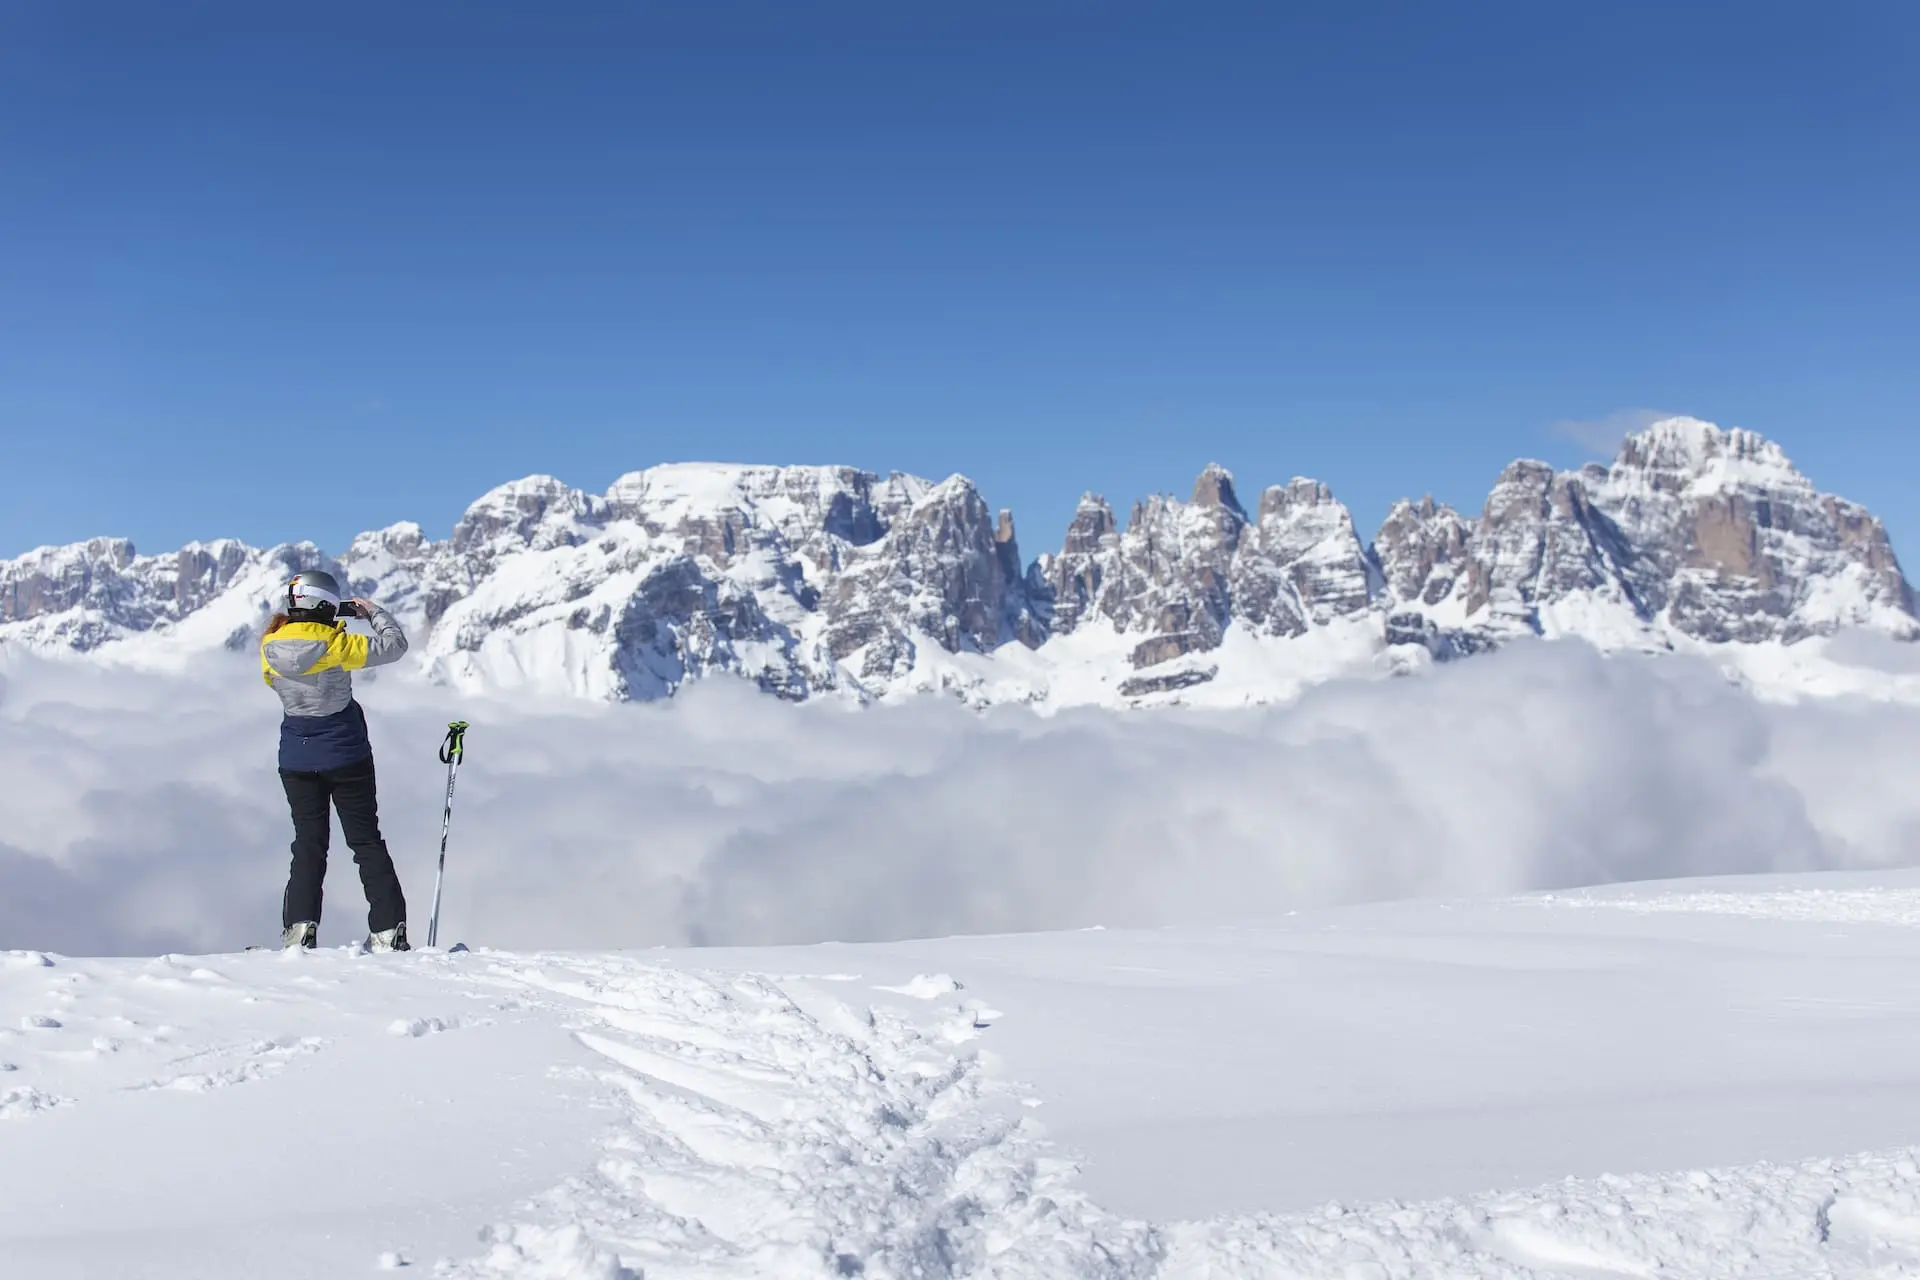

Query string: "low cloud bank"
[0, 642, 1912, 954]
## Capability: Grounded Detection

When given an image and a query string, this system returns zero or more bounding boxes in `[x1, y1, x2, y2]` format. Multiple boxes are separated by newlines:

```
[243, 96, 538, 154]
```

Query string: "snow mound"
[876, 972, 964, 998]
[388, 1015, 461, 1038]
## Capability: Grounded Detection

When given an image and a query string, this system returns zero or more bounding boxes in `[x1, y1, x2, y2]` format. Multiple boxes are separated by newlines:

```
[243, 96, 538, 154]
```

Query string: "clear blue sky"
[4, 2, 1917, 564]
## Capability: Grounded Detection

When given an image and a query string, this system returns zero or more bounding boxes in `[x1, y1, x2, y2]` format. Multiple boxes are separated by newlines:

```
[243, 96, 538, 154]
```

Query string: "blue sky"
[3, 2, 1917, 564]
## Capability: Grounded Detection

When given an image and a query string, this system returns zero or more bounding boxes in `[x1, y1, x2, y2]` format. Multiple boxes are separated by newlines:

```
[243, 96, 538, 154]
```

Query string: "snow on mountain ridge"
[2, 423, 1912, 703]
[1618, 413, 1801, 494]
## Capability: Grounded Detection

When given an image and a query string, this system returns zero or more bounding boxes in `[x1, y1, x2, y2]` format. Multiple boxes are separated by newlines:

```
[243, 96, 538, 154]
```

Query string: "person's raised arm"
[351, 598, 409, 668]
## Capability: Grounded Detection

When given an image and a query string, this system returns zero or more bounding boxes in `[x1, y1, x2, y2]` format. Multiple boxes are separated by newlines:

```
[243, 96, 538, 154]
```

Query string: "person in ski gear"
[261, 570, 411, 951]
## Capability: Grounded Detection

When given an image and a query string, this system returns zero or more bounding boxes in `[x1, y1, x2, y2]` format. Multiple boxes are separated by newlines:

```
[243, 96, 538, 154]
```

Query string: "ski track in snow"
[7, 916, 1920, 1276]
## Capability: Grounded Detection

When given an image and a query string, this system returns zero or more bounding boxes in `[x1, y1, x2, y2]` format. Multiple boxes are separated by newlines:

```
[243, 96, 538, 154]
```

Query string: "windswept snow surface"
[6, 874, 1920, 1277]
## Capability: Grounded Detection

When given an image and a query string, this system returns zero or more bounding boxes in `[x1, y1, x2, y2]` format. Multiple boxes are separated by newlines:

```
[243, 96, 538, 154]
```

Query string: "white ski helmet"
[283, 570, 344, 614]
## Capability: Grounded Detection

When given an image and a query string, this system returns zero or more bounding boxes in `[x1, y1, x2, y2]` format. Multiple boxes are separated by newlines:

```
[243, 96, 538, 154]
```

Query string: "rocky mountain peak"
[450, 475, 601, 556]
[1062, 495, 1117, 553]
[1230, 477, 1375, 638]
[1372, 496, 1473, 609]
[1258, 477, 1338, 517]
[1363, 419, 1917, 653]
[1190, 464, 1245, 516]
[1581, 421, 1914, 643]
[1616, 416, 1798, 489]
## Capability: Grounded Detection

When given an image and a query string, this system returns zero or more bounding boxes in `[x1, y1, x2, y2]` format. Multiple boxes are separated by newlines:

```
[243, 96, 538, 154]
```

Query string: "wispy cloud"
[1548, 408, 1681, 458]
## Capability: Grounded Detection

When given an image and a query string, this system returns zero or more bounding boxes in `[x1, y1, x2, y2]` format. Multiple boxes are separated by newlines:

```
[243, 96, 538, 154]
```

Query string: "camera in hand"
[336, 601, 364, 619]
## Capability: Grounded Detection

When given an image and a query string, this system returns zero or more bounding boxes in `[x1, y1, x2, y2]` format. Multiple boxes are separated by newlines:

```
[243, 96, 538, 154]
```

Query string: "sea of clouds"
[0, 640, 1915, 955]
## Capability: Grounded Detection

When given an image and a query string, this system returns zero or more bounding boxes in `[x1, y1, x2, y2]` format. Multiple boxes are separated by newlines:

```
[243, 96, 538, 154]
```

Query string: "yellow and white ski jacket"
[261, 607, 408, 770]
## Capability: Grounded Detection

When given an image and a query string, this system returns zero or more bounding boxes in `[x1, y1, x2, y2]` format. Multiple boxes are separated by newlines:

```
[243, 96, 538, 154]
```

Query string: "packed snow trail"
[441, 951, 1157, 1279]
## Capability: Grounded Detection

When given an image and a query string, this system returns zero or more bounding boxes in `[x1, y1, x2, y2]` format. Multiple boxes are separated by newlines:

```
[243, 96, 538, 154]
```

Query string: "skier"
[260, 570, 412, 951]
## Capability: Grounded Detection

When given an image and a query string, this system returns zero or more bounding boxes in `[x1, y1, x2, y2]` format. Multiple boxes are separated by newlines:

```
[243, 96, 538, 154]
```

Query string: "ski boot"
[368, 923, 411, 953]
[282, 922, 318, 950]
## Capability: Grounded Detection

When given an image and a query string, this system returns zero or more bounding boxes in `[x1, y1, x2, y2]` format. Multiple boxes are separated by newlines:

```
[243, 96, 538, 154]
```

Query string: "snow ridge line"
[1530, 886, 1920, 927]
[445, 955, 1161, 1279]
[1161, 1147, 1920, 1279]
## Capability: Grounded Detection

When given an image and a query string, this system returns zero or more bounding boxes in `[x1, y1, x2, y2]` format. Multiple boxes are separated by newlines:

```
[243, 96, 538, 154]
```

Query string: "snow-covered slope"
[6, 872, 1920, 1278]
[3, 419, 1913, 705]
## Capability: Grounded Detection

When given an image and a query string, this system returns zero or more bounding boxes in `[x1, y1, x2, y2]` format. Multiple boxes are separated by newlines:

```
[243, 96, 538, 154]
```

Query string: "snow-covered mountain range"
[3, 417, 1913, 706]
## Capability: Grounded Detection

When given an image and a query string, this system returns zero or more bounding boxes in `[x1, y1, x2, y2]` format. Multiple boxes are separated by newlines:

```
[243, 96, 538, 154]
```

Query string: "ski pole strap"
[439, 720, 469, 765]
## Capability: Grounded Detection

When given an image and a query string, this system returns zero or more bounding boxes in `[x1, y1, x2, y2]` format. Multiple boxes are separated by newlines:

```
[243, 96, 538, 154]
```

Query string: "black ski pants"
[279, 756, 407, 933]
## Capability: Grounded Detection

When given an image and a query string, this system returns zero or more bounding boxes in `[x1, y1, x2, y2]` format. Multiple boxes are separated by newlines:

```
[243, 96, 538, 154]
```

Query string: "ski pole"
[427, 720, 469, 949]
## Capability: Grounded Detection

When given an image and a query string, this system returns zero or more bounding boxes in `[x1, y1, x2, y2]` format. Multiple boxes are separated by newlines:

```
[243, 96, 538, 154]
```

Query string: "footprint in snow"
[0, 1085, 72, 1119]
[20, 1015, 62, 1030]
[388, 1016, 459, 1039]
[130, 1036, 325, 1092]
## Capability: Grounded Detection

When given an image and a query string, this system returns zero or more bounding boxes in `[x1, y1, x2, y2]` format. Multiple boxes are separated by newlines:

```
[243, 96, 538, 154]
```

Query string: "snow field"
[0, 945, 1151, 1279]
[8, 876, 1920, 1277]
[0, 945, 605, 1277]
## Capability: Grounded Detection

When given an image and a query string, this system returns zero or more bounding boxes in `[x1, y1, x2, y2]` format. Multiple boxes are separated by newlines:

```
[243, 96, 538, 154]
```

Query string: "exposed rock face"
[1591, 420, 1914, 644]
[1374, 418, 1918, 655]
[1235, 478, 1377, 637]
[823, 477, 1044, 682]
[1372, 497, 1473, 608]
[1043, 464, 1379, 669]
[1456, 461, 1644, 631]
[311, 463, 1047, 701]
[1040, 496, 1120, 636]
[3, 419, 1912, 703]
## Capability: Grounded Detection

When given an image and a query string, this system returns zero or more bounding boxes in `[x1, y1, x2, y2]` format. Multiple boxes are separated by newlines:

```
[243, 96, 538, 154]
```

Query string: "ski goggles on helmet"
[285, 570, 344, 613]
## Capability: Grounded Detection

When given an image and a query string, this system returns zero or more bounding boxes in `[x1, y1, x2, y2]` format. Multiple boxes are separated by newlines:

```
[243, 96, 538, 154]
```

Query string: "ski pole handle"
[439, 720, 468, 765]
